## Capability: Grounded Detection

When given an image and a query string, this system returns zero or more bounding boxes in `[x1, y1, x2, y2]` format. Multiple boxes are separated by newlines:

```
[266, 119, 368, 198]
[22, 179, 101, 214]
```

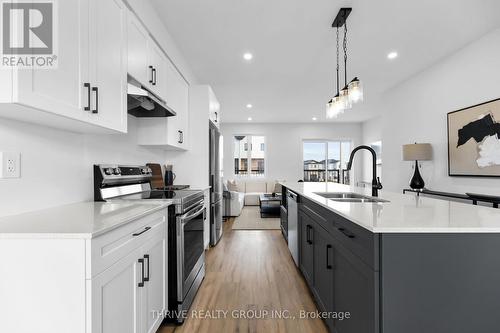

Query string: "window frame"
[302, 139, 353, 183]
[233, 134, 267, 178]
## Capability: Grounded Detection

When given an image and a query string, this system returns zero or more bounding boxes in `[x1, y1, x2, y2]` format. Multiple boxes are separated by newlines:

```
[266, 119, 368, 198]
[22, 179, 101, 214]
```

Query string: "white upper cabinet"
[208, 86, 221, 128]
[15, 0, 89, 122]
[136, 42, 190, 150]
[0, 0, 128, 133]
[126, 15, 169, 103]
[88, 0, 128, 132]
[127, 13, 150, 87]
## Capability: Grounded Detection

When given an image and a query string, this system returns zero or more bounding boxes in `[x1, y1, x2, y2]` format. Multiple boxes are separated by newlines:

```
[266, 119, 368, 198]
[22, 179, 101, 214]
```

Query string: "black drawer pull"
[132, 226, 151, 237]
[84, 83, 91, 111]
[338, 227, 355, 239]
[138, 258, 145, 287]
[306, 225, 313, 244]
[149, 65, 154, 83]
[326, 244, 332, 269]
[92, 86, 98, 114]
[143, 254, 150, 282]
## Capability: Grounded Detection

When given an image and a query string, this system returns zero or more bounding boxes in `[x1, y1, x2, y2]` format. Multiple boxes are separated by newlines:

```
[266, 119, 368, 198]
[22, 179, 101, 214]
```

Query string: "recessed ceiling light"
[246, 104, 253, 109]
[247, 117, 252, 121]
[243, 52, 253, 61]
[387, 51, 398, 60]
[312, 117, 317, 121]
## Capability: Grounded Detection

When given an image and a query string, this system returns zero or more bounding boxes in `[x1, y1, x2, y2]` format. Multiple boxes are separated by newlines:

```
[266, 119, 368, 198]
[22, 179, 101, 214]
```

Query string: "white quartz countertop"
[280, 182, 500, 233]
[0, 201, 171, 239]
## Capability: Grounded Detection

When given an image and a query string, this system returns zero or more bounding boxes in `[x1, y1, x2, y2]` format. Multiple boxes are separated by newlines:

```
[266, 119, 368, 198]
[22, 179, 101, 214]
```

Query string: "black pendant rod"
[336, 26, 340, 95]
[343, 21, 348, 88]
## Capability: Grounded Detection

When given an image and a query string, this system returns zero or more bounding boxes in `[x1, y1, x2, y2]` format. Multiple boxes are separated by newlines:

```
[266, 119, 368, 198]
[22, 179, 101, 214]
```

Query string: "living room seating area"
[223, 179, 283, 217]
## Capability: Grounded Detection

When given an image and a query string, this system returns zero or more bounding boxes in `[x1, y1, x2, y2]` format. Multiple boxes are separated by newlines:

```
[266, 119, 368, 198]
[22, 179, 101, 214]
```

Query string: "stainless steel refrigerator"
[209, 121, 223, 246]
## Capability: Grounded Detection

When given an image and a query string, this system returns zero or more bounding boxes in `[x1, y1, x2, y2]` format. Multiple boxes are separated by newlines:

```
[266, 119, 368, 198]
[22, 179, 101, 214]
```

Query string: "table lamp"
[402, 143, 432, 190]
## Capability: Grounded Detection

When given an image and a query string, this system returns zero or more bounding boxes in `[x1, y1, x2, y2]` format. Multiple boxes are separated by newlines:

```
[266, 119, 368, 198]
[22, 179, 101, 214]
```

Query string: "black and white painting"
[448, 98, 500, 177]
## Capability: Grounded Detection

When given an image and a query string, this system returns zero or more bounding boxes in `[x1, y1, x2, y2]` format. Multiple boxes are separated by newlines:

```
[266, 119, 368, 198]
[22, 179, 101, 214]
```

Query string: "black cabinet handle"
[214, 111, 218, 123]
[152, 68, 157, 85]
[149, 65, 154, 83]
[338, 227, 355, 239]
[92, 87, 98, 114]
[84, 83, 91, 111]
[326, 244, 332, 269]
[132, 226, 151, 236]
[178, 130, 183, 144]
[138, 258, 145, 287]
[143, 254, 150, 282]
[306, 225, 312, 244]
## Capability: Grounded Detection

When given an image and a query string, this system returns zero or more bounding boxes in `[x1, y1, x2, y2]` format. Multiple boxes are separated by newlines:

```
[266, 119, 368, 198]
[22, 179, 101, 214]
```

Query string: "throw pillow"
[227, 179, 239, 191]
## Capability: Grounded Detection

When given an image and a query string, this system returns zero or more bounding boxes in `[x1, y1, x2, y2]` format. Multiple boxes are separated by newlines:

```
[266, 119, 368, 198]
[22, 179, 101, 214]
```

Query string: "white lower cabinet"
[92, 227, 166, 333]
[91, 247, 142, 333]
[0, 208, 168, 333]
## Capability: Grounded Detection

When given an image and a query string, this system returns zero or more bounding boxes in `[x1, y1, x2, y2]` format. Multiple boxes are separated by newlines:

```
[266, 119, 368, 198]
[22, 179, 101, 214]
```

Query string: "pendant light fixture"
[326, 8, 363, 119]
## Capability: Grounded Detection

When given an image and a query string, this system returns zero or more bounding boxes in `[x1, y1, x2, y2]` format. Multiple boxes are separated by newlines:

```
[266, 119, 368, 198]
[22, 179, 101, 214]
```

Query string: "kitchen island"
[280, 182, 500, 333]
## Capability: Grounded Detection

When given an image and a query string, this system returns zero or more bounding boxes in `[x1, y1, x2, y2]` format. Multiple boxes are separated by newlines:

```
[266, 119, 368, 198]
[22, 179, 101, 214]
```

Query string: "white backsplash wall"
[0, 116, 166, 217]
[220, 122, 363, 184]
[364, 28, 500, 195]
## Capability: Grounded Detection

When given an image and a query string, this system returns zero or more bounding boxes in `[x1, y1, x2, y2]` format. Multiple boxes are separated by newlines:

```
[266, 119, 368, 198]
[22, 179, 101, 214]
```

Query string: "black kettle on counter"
[165, 164, 176, 186]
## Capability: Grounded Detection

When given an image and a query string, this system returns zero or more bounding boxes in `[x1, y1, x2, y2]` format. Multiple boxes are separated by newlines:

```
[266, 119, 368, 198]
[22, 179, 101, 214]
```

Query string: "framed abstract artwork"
[447, 98, 500, 177]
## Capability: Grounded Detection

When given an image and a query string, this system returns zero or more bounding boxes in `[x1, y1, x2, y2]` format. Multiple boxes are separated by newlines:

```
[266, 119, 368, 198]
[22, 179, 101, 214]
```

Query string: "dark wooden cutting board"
[147, 163, 164, 189]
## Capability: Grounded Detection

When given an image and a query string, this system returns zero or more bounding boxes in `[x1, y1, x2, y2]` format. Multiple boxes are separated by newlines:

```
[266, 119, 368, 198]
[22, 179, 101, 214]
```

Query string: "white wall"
[361, 117, 383, 182]
[220, 122, 362, 183]
[0, 116, 166, 217]
[370, 28, 500, 195]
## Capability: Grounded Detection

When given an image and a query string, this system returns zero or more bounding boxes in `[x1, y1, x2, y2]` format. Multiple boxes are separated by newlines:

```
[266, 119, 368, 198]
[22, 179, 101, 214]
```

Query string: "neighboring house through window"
[234, 135, 266, 176]
[303, 140, 352, 183]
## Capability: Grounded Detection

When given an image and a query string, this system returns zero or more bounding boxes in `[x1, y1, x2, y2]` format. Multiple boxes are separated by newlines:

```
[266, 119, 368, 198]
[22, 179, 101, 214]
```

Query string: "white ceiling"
[151, 0, 500, 123]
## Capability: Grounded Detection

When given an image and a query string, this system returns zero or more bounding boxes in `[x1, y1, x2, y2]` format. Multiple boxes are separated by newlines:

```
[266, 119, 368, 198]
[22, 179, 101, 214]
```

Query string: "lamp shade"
[402, 143, 432, 161]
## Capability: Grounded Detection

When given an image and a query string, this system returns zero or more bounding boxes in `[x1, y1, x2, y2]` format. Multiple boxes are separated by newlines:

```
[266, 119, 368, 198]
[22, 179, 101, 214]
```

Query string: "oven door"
[176, 202, 205, 301]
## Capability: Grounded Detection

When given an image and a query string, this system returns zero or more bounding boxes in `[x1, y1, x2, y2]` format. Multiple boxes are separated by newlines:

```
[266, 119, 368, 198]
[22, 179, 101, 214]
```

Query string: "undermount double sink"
[313, 192, 389, 203]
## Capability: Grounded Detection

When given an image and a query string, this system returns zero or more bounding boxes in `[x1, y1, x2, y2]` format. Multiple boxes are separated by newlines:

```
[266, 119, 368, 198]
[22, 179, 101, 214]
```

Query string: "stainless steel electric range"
[94, 164, 205, 324]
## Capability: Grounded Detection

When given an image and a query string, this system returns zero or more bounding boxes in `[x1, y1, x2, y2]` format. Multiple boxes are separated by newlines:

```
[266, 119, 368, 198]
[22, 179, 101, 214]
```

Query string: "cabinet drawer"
[88, 209, 166, 278]
[301, 197, 379, 270]
[329, 212, 379, 270]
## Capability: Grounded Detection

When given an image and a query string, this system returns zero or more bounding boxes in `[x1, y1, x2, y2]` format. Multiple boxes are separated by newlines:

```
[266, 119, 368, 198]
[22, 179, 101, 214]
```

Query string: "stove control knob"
[113, 168, 121, 175]
[104, 168, 114, 175]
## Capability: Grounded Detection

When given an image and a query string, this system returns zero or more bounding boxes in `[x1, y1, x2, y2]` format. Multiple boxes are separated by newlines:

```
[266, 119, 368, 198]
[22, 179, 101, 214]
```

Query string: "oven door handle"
[180, 203, 205, 224]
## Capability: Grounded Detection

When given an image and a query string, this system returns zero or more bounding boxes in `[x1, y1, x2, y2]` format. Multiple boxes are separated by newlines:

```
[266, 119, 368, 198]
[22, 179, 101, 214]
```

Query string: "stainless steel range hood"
[127, 78, 176, 117]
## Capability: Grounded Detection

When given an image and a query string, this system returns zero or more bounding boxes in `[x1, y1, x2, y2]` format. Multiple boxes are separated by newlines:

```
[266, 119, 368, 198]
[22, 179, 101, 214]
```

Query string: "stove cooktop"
[115, 189, 204, 214]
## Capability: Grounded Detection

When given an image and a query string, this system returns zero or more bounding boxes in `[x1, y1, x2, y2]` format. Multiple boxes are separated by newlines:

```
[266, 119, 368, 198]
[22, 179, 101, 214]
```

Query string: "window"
[234, 135, 265, 176]
[303, 140, 352, 183]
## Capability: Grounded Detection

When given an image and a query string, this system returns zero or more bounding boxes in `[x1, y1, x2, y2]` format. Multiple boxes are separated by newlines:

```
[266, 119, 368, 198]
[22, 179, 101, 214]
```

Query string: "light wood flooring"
[158, 218, 328, 333]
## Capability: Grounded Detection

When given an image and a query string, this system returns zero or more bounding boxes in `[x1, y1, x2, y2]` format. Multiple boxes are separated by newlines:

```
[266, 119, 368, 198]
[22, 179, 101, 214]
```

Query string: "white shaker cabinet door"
[15, 0, 89, 121]
[91, 248, 142, 333]
[127, 14, 150, 85]
[141, 234, 167, 333]
[88, 0, 128, 132]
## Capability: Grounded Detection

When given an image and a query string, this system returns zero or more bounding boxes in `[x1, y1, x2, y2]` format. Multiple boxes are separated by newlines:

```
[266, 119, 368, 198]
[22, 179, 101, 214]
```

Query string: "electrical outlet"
[0, 152, 21, 178]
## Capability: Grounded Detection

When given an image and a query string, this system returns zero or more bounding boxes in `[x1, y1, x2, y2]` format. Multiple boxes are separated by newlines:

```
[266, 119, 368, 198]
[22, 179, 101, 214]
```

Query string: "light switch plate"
[0, 152, 21, 178]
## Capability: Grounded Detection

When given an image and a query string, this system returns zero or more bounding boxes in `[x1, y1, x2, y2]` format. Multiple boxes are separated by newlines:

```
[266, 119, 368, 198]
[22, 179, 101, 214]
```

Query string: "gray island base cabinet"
[286, 191, 500, 333]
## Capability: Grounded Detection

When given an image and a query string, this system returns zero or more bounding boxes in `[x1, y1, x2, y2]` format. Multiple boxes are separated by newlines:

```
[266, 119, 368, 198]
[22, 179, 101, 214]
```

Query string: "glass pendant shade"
[326, 95, 343, 118]
[348, 77, 363, 103]
[339, 86, 351, 110]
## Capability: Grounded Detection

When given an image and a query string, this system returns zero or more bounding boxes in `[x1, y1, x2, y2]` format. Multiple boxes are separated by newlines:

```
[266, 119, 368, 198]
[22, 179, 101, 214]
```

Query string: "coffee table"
[259, 193, 282, 218]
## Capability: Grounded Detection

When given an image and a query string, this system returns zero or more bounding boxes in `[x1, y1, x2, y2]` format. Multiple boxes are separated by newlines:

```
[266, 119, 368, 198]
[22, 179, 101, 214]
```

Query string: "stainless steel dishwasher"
[287, 189, 299, 266]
